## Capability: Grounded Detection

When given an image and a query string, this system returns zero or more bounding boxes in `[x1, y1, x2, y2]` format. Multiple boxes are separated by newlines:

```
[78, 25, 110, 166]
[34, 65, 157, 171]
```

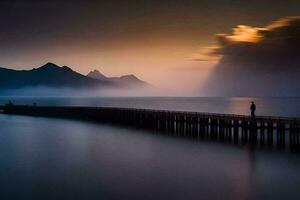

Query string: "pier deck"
[1, 105, 300, 150]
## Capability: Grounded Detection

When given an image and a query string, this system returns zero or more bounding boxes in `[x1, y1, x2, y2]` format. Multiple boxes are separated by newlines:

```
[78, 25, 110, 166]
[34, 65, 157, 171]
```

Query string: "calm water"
[1, 96, 300, 117]
[1, 97, 300, 199]
[0, 114, 300, 200]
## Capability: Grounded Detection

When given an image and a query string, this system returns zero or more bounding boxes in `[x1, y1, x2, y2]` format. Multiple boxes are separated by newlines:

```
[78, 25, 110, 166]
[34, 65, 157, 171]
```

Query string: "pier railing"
[1, 105, 300, 150]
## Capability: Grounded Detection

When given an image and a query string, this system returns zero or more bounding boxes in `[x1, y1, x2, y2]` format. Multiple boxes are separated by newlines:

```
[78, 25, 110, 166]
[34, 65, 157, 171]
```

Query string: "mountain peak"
[87, 70, 147, 87]
[87, 69, 108, 80]
[120, 74, 140, 81]
[35, 63, 74, 72]
[39, 62, 60, 69]
[62, 65, 73, 71]
[122, 74, 137, 78]
[92, 69, 100, 73]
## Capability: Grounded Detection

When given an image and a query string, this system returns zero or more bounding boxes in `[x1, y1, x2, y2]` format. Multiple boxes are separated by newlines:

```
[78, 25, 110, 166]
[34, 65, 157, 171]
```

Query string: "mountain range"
[87, 69, 148, 88]
[0, 62, 148, 91]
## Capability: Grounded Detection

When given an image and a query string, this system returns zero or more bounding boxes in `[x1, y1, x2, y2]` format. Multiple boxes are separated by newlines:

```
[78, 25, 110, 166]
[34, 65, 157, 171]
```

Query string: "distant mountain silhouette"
[0, 63, 113, 90]
[87, 69, 148, 88]
[87, 70, 108, 80]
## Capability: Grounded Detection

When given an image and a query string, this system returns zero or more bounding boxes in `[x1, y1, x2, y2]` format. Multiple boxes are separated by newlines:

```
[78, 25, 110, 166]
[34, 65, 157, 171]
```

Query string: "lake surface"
[0, 114, 300, 200]
[1, 97, 300, 199]
[1, 96, 300, 117]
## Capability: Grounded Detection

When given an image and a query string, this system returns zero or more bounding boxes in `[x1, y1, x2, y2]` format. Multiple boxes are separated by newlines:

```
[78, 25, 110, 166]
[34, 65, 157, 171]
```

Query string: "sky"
[1, 0, 300, 94]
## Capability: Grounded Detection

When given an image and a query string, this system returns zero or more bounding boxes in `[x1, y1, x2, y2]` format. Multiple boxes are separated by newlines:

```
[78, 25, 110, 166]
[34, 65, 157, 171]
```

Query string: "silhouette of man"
[250, 101, 256, 118]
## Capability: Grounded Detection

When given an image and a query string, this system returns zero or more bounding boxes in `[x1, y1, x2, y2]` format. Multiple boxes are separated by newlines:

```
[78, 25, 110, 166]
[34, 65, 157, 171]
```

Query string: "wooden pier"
[1, 105, 300, 151]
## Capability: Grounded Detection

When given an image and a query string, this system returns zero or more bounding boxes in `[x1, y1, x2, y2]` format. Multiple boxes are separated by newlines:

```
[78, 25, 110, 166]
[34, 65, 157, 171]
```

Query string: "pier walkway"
[1, 105, 300, 150]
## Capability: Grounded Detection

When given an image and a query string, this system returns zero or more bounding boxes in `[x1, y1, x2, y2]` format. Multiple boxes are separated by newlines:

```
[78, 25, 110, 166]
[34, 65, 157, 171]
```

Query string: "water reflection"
[0, 114, 300, 200]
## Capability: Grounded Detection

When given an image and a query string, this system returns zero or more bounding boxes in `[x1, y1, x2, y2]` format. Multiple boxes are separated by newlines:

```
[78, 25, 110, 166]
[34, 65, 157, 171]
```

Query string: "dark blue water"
[1, 97, 300, 199]
[1, 96, 300, 117]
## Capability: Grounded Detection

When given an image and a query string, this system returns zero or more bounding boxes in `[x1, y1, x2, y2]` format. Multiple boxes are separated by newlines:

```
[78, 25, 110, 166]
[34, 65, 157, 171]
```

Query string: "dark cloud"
[203, 17, 300, 96]
[212, 16, 300, 68]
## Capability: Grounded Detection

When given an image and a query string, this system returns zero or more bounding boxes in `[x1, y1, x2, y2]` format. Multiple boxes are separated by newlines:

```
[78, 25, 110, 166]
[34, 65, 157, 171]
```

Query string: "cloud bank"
[202, 16, 300, 96]
[212, 16, 300, 68]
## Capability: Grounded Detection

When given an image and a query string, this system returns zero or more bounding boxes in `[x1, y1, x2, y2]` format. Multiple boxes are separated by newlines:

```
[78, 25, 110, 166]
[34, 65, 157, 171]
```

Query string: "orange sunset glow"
[2, 1, 300, 200]
[0, 1, 300, 96]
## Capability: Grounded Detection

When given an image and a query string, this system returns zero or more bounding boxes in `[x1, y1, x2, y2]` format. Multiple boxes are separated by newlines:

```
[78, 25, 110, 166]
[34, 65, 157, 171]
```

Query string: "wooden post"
[267, 122, 273, 146]
[233, 120, 239, 144]
[260, 121, 265, 146]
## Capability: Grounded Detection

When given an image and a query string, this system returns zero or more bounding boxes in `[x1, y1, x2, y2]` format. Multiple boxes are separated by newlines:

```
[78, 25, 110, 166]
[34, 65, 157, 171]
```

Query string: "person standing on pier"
[250, 101, 256, 118]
